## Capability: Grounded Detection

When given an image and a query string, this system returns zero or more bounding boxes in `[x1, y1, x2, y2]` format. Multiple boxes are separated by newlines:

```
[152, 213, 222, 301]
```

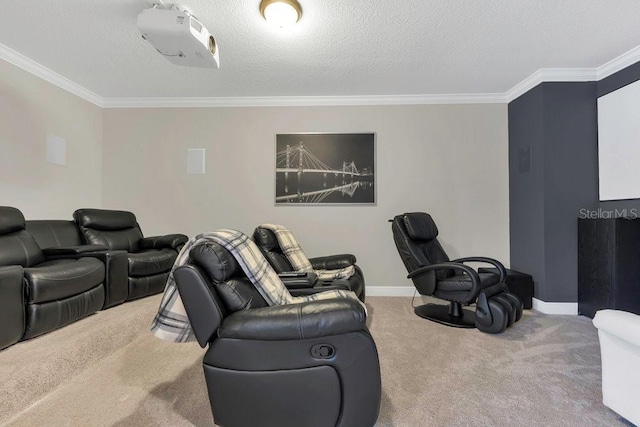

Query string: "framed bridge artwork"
[275, 133, 376, 205]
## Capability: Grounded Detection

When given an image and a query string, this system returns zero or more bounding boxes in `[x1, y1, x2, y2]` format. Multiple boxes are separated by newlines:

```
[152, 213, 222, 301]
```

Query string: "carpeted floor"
[0, 295, 628, 426]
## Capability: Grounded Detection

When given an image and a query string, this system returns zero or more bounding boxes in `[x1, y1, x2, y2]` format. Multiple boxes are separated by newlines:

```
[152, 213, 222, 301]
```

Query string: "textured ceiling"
[0, 0, 639, 98]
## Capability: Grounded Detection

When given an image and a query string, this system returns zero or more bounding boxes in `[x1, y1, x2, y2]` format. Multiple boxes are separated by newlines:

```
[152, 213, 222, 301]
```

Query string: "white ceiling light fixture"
[260, 0, 302, 29]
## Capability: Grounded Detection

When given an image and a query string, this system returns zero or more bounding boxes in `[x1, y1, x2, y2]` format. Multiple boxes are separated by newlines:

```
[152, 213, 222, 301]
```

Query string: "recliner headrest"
[253, 227, 279, 251]
[190, 242, 241, 282]
[0, 206, 26, 235]
[74, 209, 138, 231]
[403, 212, 439, 241]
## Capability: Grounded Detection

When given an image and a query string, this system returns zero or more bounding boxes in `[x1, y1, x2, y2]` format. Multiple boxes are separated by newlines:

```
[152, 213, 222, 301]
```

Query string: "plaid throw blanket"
[259, 224, 356, 281]
[151, 229, 364, 343]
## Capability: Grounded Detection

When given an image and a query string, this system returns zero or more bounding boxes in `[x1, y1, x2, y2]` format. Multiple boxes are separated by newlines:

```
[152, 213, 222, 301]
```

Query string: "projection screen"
[598, 78, 640, 201]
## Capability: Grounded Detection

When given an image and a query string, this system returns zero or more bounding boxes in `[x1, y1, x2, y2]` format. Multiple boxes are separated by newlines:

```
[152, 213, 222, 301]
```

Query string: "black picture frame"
[275, 133, 376, 205]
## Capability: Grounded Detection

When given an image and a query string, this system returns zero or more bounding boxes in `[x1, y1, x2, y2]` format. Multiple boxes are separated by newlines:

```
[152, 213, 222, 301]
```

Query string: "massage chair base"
[414, 302, 476, 328]
[415, 290, 523, 334]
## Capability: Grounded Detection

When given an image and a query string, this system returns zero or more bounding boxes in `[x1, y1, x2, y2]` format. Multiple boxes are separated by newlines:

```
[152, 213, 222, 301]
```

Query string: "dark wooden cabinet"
[578, 218, 640, 318]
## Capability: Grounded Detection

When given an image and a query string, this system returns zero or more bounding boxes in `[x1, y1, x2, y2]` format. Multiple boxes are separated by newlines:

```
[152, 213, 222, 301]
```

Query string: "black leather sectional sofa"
[0, 206, 187, 351]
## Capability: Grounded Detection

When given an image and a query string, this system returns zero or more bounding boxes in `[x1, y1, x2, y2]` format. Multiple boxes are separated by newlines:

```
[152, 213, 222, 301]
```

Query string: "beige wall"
[0, 59, 102, 219]
[0, 57, 509, 289]
[103, 104, 509, 289]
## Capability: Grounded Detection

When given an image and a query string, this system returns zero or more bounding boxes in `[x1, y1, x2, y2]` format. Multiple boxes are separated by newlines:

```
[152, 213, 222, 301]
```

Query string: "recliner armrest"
[452, 257, 506, 282]
[593, 309, 640, 347]
[0, 265, 23, 281]
[309, 254, 357, 270]
[0, 265, 25, 350]
[279, 272, 318, 289]
[219, 299, 367, 341]
[42, 245, 109, 258]
[408, 262, 482, 300]
[140, 234, 188, 251]
[289, 285, 352, 297]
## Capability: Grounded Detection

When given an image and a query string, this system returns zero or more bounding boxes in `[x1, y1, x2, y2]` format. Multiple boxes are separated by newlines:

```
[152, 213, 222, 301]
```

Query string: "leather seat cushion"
[128, 249, 177, 277]
[437, 273, 500, 292]
[24, 258, 105, 304]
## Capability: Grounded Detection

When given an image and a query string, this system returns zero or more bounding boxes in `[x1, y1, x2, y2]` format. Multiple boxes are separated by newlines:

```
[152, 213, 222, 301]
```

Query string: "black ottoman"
[478, 268, 534, 309]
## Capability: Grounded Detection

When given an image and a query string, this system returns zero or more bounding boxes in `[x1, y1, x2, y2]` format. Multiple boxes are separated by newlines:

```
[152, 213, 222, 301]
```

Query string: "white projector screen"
[598, 79, 640, 201]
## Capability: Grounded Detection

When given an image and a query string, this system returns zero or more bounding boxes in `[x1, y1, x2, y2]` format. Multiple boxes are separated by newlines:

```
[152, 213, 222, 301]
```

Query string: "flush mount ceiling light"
[260, 0, 302, 28]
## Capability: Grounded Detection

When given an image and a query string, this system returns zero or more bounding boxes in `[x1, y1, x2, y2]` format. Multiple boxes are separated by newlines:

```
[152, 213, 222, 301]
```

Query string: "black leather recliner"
[0, 207, 105, 350]
[253, 226, 366, 301]
[26, 220, 129, 309]
[391, 212, 523, 334]
[73, 209, 187, 301]
[174, 241, 381, 427]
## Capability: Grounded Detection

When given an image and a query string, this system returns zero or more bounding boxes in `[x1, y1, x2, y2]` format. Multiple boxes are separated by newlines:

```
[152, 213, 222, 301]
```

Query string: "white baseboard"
[367, 289, 580, 315]
[532, 298, 578, 315]
[366, 286, 416, 297]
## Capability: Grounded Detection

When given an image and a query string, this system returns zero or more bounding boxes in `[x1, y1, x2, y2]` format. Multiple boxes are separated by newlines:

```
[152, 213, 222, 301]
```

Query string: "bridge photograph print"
[275, 133, 376, 205]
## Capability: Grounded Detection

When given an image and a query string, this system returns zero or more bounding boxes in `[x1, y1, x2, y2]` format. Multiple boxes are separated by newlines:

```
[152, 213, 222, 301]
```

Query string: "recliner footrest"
[475, 289, 523, 334]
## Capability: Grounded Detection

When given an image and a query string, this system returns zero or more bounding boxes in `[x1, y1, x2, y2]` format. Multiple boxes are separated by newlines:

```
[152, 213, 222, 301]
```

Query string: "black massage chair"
[391, 212, 523, 334]
[173, 241, 381, 427]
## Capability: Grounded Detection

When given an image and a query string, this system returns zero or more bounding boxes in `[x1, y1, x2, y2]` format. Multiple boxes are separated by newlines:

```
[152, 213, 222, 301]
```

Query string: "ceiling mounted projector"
[137, 4, 219, 69]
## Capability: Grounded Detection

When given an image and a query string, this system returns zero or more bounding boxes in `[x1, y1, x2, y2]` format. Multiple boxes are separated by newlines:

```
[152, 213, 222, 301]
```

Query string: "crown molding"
[505, 68, 598, 102]
[101, 93, 507, 108]
[0, 42, 103, 107]
[505, 45, 640, 102]
[2, 40, 639, 108]
[597, 45, 640, 80]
